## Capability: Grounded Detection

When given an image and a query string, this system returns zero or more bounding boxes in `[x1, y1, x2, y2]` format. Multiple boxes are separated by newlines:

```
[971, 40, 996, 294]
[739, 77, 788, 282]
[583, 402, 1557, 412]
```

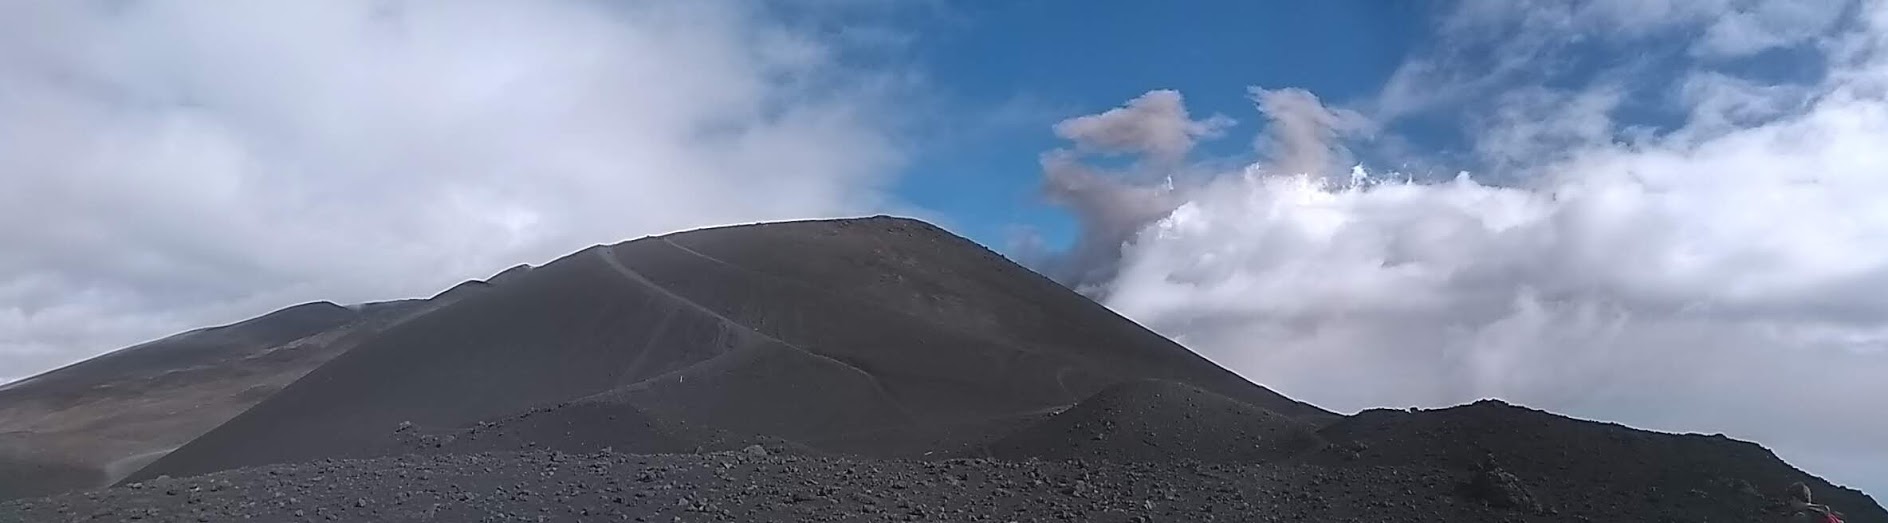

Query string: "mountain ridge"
[125, 216, 1332, 482]
[0, 215, 1876, 522]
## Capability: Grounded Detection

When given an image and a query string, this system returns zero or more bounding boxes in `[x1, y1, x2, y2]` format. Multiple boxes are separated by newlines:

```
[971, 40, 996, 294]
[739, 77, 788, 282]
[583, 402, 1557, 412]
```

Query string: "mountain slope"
[0, 302, 363, 500]
[128, 216, 1329, 482]
[0, 268, 520, 500]
[1313, 400, 1885, 522]
[976, 379, 1326, 463]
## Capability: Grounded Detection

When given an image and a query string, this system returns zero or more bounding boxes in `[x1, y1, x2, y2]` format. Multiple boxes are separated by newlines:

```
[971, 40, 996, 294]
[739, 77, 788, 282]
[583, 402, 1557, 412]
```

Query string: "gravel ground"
[4, 450, 1588, 523]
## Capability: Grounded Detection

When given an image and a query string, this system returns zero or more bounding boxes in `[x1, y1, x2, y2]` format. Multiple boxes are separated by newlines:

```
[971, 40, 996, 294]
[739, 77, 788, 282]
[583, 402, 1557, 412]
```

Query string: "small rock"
[1460, 460, 1545, 514]
[743, 444, 769, 457]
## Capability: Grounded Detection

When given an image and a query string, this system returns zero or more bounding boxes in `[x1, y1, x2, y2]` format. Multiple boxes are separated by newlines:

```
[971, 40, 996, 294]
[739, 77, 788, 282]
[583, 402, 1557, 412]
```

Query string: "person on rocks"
[1783, 481, 1845, 522]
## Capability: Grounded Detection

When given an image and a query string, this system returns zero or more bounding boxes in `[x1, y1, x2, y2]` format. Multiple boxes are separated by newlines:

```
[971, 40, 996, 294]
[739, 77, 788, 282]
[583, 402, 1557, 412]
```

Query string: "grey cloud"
[0, 0, 909, 379]
[1037, 89, 1364, 294]
[1051, 89, 1231, 164]
[1035, 90, 1225, 292]
[1248, 87, 1370, 177]
[1038, 151, 1183, 293]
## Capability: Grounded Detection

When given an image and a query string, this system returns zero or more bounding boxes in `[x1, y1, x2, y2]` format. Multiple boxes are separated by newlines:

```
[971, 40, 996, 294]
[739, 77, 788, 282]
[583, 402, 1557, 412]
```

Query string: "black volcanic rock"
[976, 379, 1325, 464]
[5, 452, 1535, 523]
[127, 216, 1331, 483]
[1460, 458, 1543, 513]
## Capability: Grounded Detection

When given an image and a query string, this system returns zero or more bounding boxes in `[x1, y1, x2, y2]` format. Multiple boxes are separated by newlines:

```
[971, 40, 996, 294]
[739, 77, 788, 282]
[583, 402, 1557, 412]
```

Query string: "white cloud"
[0, 0, 907, 378]
[1060, 0, 1888, 497]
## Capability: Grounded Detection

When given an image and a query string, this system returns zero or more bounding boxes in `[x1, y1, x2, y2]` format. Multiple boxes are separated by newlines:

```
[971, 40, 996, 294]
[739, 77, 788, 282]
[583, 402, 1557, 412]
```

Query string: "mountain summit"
[127, 216, 1330, 481]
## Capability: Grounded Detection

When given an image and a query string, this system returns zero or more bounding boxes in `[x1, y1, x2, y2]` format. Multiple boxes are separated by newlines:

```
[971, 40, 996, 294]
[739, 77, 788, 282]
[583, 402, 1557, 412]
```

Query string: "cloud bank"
[1049, 0, 1888, 497]
[0, 0, 906, 378]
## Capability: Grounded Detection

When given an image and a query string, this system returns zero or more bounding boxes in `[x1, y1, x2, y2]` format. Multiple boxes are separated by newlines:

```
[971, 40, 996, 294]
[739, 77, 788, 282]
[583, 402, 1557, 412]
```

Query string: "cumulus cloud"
[0, 0, 907, 378]
[1056, 0, 1888, 497]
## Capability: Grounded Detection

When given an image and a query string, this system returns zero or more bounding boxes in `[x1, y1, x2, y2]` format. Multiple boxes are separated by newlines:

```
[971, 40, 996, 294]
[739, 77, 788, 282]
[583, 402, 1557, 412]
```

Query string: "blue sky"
[884, 1, 1429, 249]
[872, 1, 1840, 251]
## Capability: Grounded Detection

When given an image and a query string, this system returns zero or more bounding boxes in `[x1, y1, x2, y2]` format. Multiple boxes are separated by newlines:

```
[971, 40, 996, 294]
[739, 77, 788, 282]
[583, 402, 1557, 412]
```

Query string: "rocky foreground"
[0, 449, 1841, 522]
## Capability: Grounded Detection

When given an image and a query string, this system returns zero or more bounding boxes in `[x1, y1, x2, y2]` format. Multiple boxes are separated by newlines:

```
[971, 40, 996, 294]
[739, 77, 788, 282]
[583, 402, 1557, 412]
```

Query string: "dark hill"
[391, 398, 690, 457]
[0, 302, 363, 500]
[0, 270, 517, 500]
[390, 388, 827, 458]
[1314, 400, 1885, 522]
[127, 216, 1329, 482]
[976, 379, 1325, 464]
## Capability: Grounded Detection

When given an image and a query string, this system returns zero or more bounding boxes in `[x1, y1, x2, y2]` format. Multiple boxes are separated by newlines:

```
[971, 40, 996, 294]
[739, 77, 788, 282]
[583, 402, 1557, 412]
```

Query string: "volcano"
[0, 216, 1879, 522]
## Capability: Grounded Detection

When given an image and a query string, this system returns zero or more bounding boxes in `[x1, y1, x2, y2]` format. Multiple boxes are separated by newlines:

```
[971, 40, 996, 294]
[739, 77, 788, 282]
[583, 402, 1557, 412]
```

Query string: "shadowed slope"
[128, 216, 1327, 482]
[655, 218, 1331, 422]
[127, 245, 728, 480]
[0, 454, 100, 502]
[0, 302, 361, 500]
[976, 379, 1325, 463]
[1313, 400, 1886, 522]
[0, 268, 522, 500]
[394, 400, 688, 457]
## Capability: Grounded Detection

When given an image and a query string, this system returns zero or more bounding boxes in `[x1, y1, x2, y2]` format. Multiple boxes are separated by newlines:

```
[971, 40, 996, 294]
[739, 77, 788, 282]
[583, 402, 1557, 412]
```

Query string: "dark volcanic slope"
[653, 218, 1330, 422]
[0, 268, 520, 500]
[0, 302, 364, 500]
[130, 217, 1329, 482]
[0, 455, 98, 504]
[393, 399, 690, 457]
[1314, 400, 1886, 522]
[977, 379, 1325, 464]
